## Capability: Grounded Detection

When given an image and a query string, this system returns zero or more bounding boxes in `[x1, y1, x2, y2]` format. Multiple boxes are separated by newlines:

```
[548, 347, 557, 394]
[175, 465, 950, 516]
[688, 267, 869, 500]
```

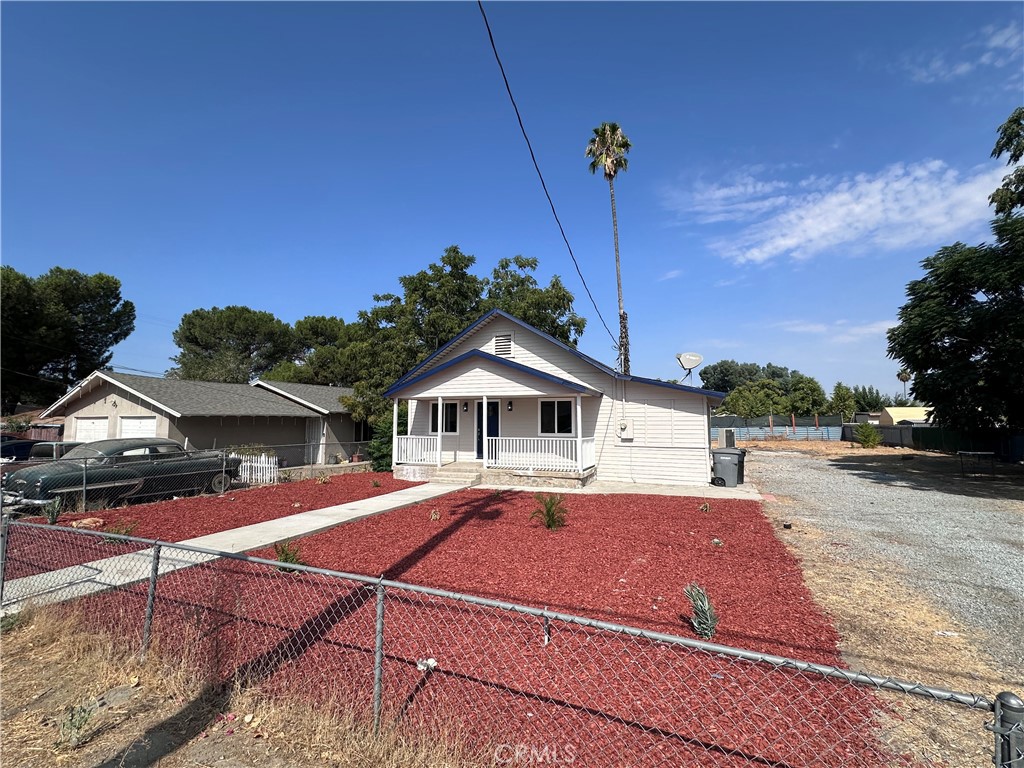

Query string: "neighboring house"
[39, 371, 364, 467]
[879, 407, 930, 426]
[383, 310, 726, 487]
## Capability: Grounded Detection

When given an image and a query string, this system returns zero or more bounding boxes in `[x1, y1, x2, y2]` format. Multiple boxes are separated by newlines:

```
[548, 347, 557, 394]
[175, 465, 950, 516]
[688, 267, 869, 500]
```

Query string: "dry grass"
[759, 497, 1005, 767]
[0, 605, 483, 768]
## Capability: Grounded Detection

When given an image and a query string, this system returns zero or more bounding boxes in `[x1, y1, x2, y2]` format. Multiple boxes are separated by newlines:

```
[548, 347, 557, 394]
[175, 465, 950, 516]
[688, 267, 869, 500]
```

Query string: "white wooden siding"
[403, 357, 582, 399]
[118, 416, 157, 438]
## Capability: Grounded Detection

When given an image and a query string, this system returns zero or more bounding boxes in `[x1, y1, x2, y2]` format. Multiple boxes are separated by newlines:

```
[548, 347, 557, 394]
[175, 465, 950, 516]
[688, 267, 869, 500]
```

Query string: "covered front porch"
[391, 394, 598, 475]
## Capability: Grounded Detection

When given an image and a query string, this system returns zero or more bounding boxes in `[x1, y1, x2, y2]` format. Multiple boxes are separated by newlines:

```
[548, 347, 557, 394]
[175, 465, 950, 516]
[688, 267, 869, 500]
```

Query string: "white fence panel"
[395, 436, 438, 465]
[230, 452, 279, 485]
[487, 437, 579, 472]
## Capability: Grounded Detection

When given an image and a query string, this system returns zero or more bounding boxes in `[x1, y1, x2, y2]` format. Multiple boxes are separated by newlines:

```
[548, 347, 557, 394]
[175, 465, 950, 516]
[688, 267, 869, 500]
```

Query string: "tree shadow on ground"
[825, 452, 1024, 502]
[89, 492, 503, 768]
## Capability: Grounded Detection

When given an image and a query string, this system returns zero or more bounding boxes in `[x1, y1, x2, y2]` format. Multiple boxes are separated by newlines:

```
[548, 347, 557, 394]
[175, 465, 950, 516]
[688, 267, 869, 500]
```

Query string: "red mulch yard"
[252, 489, 840, 664]
[5, 474, 417, 579]
[8, 486, 906, 766]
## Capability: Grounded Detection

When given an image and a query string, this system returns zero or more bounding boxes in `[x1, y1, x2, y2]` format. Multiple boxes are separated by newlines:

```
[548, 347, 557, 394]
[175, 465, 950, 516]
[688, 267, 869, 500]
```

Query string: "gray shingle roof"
[252, 380, 353, 414]
[104, 372, 317, 417]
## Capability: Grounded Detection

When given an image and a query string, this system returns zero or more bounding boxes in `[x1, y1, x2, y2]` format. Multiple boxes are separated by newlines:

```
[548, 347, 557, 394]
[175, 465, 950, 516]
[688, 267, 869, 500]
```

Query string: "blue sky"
[3, 2, 1021, 396]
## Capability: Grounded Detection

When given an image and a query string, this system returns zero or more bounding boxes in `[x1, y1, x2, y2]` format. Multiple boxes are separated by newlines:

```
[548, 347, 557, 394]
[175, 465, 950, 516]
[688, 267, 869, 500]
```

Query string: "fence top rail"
[2, 517, 995, 712]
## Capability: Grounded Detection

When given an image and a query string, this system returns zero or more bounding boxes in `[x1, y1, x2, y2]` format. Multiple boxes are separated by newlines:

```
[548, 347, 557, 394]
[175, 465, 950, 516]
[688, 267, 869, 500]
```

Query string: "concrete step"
[431, 470, 481, 486]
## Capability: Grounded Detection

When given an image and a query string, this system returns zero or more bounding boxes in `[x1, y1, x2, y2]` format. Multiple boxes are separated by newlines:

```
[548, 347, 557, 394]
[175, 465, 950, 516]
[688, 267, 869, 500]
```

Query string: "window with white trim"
[539, 399, 574, 436]
[430, 402, 459, 434]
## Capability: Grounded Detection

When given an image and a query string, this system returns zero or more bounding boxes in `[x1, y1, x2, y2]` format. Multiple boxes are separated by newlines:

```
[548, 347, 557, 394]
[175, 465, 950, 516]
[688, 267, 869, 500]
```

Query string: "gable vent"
[494, 333, 513, 357]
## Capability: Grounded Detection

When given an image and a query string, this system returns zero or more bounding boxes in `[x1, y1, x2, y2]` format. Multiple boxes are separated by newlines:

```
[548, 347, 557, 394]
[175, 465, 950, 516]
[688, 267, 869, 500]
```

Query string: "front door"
[475, 401, 500, 459]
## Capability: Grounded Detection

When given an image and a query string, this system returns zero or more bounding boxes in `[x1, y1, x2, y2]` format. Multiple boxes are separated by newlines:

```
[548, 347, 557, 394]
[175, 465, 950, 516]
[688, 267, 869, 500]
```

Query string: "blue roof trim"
[623, 374, 726, 401]
[390, 308, 616, 390]
[384, 349, 601, 398]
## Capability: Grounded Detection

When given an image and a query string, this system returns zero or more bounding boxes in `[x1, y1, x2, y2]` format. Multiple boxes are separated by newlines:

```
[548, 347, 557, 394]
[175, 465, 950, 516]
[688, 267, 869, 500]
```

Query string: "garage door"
[75, 417, 109, 442]
[119, 416, 157, 439]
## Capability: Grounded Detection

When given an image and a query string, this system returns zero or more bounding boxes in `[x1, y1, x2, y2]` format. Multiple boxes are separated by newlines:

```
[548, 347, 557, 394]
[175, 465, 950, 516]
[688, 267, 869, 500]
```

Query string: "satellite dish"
[676, 352, 703, 371]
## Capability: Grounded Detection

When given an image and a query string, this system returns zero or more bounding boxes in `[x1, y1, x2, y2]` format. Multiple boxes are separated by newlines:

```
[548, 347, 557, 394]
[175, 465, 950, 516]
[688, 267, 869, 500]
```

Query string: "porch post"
[576, 394, 583, 473]
[482, 395, 489, 469]
[391, 398, 398, 469]
[437, 396, 443, 468]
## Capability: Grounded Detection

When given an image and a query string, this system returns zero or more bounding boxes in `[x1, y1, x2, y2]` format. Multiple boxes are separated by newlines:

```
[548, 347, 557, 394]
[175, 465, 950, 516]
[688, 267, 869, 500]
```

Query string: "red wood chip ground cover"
[5, 474, 418, 578]
[10, 487, 909, 766]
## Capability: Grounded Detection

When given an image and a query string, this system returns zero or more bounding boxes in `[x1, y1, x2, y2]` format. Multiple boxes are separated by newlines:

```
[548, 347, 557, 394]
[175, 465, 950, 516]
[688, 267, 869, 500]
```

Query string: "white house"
[384, 310, 725, 487]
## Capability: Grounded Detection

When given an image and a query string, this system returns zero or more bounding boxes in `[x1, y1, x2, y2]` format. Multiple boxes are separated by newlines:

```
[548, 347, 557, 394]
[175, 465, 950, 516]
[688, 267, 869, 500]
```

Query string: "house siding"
[396, 316, 717, 486]
[68, 385, 172, 441]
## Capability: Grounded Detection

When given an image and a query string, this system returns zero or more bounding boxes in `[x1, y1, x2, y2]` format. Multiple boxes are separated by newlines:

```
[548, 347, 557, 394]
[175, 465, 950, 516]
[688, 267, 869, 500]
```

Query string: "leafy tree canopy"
[721, 379, 789, 419]
[851, 384, 893, 413]
[1, 266, 135, 413]
[698, 360, 799, 394]
[168, 306, 300, 383]
[787, 374, 829, 417]
[887, 215, 1024, 430]
[888, 109, 1024, 431]
[829, 382, 857, 422]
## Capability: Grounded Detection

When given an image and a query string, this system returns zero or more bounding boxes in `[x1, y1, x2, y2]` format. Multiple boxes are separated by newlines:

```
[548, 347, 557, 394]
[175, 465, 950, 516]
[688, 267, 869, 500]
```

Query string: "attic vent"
[494, 333, 513, 357]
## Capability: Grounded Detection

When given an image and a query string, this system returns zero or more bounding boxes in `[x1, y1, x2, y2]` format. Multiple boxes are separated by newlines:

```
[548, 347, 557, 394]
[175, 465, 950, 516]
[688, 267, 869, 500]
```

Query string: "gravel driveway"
[744, 447, 1023, 681]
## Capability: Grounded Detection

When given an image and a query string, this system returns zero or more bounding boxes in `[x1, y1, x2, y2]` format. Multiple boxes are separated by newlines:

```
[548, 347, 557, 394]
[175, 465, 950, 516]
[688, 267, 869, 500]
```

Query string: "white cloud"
[658, 269, 682, 281]
[830, 320, 895, 345]
[768, 318, 895, 344]
[898, 20, 1022, 83]
[680, 159, 1004, 265]
[773, 320, 828, 334]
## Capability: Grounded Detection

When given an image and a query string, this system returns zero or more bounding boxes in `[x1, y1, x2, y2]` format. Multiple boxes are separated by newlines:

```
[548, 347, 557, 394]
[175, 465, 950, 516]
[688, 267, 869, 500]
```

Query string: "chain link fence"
[1, 519, 1021, 767]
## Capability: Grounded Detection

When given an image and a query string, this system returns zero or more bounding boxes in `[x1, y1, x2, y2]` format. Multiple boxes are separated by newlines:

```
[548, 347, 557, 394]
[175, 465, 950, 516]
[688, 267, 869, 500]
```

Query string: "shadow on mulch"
[826, 452, 1024, 502]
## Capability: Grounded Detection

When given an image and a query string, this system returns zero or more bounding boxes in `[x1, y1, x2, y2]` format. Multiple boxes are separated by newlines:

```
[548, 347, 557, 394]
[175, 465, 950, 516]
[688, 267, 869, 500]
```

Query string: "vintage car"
[0, 441, 84, 480]
[1, 438, 242, 512]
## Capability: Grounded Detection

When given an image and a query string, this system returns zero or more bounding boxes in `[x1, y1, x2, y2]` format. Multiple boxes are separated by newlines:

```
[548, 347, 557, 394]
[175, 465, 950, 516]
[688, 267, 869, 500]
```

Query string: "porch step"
[431, 469, 481, 487]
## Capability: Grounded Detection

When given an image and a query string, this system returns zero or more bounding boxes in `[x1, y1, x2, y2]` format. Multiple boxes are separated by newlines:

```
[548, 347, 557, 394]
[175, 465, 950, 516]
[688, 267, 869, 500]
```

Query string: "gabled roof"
[41, 371, 318, 419]
[252, 380, 353, 415]
[388, 309, 726, 401]
[384, 349, 604, 398]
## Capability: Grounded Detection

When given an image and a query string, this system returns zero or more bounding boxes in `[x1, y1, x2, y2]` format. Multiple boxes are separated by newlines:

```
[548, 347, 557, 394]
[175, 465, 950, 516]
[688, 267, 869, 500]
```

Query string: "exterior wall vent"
[494, 333, 513, 357]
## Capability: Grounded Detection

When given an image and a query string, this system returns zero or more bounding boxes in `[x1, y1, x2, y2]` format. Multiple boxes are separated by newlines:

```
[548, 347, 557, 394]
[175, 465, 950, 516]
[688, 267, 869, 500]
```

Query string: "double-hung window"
[430, 402, 459, 434]
[539, 399, 573, 436]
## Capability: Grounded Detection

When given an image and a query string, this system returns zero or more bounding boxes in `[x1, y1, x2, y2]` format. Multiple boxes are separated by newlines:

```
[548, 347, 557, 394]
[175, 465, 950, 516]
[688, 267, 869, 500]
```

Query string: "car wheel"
[209, 472, 232, 494]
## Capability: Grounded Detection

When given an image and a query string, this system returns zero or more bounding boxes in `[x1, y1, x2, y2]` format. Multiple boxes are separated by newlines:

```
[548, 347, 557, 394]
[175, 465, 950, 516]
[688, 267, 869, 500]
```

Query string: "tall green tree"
[896, 368, 911, 398]
[888, 108, 1024, 431]
[168, 306, 300, 383]
[585, 122, 632, 374]
[829, 382, 857, 422]
[721, 379, 788, 418]
[851, 384, 892, 412]
[698, 360, 763, 393]
[1, 266, 135, 412]
[341, 246, 585, 423]
[887, 215, 1023, 430]
[786, 374, 829, 416]
[263, 316, 361, 386]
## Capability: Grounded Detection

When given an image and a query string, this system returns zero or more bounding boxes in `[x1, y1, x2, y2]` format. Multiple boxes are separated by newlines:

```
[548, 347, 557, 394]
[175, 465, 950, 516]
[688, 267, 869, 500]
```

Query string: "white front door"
[120, 416, 157, 438]
[75, 417, 108, 442]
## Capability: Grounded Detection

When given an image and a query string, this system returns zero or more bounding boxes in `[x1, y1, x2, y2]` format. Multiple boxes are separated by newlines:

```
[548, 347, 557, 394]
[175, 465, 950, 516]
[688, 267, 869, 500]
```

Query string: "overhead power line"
[476, 1, 618, 350]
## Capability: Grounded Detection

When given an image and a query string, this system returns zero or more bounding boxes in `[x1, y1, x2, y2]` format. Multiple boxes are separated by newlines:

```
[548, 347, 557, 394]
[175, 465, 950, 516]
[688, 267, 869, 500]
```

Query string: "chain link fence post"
[373, 576, 385, 735]
[993, 691, 1024, 767]
[140, 544, 162, 661]
[0, 514, 10, 606]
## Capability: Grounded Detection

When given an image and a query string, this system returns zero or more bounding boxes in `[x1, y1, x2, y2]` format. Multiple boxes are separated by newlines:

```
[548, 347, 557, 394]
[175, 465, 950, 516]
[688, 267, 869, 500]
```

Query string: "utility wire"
[476, 1, 617, 350]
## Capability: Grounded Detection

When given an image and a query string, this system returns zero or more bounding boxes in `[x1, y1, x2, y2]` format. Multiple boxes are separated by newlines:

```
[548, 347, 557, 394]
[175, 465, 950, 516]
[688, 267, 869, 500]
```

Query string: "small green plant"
[57, 700, 97, 749]
[371, 479, 381, 488]
[43, 500, 62, 526]
[492, 489, 505, 499]
[429, 508, 440, 521]
[683, 583, 719, 640]
[854, 422, 882, 448]
[0, 612, 26, 634]
[102, 520, 138, 543]
[273, 541, 304, 572]
[698, 501, 711, 513]
[530, 493, 567, 530]
[315, 471, 331, 484]
[230, 443, 277, 457]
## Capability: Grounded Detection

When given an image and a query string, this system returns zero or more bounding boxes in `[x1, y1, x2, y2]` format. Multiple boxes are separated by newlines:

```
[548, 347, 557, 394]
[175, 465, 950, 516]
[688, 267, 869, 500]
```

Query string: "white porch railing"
[395, 435, 438, 466]
[486, 436, 596, 473]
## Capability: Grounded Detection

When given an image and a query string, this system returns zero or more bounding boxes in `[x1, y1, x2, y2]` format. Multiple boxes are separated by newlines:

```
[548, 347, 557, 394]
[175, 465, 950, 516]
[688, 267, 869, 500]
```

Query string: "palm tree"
[586, 122, 632, 373]
[897, 368, 911, 398]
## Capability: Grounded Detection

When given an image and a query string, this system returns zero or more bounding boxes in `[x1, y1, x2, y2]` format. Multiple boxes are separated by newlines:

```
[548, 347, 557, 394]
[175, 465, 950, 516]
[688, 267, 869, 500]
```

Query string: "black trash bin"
[711, 448, 746, 487]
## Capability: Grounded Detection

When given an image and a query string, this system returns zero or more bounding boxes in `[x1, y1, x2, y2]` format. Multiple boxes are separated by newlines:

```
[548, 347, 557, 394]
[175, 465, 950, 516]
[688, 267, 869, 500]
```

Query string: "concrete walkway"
[2, 482, 465, 614]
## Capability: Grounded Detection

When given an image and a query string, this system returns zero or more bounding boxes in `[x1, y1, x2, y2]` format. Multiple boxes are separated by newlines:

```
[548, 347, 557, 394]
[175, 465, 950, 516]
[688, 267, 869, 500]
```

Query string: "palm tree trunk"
[609, 178, 630, 374]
